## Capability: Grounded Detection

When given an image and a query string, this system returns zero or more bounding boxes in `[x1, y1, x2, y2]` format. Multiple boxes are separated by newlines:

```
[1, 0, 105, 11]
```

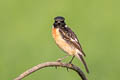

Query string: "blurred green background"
[0, 0, 120, 80]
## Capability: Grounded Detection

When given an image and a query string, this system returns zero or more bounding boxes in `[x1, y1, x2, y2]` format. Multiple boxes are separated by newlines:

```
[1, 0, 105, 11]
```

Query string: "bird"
[52, 16, 89, 73]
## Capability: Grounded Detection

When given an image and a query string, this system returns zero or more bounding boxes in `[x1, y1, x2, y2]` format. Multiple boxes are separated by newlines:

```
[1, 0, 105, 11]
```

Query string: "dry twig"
[14, 62, 87, 80]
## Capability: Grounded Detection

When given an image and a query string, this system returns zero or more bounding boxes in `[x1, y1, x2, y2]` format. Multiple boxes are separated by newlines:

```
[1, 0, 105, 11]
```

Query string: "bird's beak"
[57, 21, 61, 25]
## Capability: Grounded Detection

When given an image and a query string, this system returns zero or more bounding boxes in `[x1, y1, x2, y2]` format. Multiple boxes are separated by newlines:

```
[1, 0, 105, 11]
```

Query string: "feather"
[75, 53, 89, 73]
[59, 27, 86, 56]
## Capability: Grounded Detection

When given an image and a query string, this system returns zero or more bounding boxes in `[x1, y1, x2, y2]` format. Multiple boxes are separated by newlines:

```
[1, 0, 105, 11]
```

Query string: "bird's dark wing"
[59, 26, 86, 56]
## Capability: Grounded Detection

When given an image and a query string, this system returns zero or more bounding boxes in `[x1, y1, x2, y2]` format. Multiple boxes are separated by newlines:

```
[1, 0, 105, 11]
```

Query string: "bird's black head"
[53, 16, 66, 28]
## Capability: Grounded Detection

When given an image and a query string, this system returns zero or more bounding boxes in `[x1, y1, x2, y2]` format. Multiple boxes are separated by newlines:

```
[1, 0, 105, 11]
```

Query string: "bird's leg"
[66, 56, 75, 72]
[69, 56, 75, 64]
[56, 55, 69, 69]
[57, 55, 69, 62]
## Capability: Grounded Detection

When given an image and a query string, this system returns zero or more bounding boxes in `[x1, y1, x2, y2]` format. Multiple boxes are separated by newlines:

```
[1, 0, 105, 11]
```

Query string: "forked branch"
[14, 62, 87, 80]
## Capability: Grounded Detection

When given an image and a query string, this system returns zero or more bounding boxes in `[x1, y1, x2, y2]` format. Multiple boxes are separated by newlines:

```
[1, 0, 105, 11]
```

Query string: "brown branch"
[14, 62, 87, 80]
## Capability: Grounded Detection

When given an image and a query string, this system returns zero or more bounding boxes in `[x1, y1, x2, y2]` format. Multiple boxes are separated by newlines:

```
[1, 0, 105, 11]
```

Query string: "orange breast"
[52, 28, 76, 55]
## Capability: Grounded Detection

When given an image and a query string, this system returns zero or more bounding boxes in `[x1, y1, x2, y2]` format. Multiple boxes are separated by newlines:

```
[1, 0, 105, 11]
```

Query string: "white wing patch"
[70, 37, 78, 42]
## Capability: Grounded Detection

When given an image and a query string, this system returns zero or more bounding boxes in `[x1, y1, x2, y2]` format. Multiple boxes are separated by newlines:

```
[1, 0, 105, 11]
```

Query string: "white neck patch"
[65, 25, 68, 27]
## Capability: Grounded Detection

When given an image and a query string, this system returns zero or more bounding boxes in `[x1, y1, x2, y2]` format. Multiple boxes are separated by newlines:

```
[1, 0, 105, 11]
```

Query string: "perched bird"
[52, 16, 89, 73]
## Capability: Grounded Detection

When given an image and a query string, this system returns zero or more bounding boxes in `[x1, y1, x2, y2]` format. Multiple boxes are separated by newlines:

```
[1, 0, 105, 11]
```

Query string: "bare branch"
[14, 62, 87, 80]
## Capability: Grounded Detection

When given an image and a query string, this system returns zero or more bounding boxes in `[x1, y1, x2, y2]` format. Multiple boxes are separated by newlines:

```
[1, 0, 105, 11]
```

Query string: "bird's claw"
[56, 59, 62, 62]
[68, 61, 72, 64]
[66, 67, 69, 72]
[66, 62, 73, 72]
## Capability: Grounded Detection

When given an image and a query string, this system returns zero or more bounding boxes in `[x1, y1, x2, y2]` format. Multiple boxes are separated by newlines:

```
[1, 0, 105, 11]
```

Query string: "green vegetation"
[0, 0, 120, 80]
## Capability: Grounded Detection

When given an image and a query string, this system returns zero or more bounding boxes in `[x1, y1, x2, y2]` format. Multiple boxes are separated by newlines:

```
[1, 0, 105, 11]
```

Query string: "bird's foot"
[66, 67, 69, 72]
[56, 58, 62, 62]
[66, 62, 73, 72]
[68, 60, 72, 64]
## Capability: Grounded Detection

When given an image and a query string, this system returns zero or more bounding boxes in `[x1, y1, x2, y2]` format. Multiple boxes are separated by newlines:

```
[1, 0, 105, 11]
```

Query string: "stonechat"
[52, 16, 89, 73]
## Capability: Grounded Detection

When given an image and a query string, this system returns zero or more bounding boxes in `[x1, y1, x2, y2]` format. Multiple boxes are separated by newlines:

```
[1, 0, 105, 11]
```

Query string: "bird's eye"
[61, 21, 64, 23]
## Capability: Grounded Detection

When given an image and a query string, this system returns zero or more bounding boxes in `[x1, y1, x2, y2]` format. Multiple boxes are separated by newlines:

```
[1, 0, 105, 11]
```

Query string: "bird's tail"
[75, 52, 89, 73]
